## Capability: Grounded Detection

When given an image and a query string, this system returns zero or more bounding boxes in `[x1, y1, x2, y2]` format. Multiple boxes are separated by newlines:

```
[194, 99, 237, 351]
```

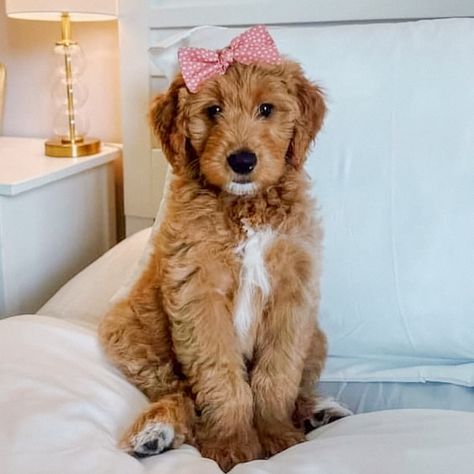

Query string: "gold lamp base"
[45, 137, 101, 158]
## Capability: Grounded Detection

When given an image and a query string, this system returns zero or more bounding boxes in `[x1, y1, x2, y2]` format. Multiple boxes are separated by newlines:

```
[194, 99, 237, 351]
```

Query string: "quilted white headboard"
[0, 64, 5, 134]
[117, 0, 474, 235]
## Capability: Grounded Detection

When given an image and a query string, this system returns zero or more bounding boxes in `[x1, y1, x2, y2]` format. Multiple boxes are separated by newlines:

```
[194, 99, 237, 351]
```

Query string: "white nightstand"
[0, 137, 121, 317]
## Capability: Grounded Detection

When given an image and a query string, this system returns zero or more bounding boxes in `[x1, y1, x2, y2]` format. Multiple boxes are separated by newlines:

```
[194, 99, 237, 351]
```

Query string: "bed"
[1, 1, 474, 473]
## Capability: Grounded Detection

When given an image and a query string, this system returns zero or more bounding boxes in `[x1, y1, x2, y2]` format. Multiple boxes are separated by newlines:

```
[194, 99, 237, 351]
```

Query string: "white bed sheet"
[1, 315, 474, 474]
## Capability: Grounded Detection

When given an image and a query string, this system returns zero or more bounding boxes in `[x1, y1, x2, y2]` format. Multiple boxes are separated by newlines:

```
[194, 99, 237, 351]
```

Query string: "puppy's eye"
[258, 103, 274, 118]
[206, 105, 222, 119]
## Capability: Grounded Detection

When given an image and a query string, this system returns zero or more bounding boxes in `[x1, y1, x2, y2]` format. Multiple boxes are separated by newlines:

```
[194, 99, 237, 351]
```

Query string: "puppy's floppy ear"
[150, 75, 190, 173]
[285, 63, 326, 169]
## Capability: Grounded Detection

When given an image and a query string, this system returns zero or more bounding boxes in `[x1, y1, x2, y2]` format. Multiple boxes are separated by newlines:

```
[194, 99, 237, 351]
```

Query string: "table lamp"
[5, 0, 118, 157]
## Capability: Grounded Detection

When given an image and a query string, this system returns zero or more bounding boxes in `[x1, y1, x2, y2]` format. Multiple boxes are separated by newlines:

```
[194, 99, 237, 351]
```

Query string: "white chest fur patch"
[234, 227, 275, 347]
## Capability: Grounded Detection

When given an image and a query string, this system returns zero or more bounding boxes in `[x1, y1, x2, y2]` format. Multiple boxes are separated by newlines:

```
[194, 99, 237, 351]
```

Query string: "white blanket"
[1, 315, 473, 474]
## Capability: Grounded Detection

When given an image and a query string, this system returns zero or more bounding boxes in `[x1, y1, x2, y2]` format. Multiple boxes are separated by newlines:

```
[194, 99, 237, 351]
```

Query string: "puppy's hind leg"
[292, 327, 352, 434]
[99, 273, 195, 458]
[294, 394, 352, 434]
[306, 396, 353, 431]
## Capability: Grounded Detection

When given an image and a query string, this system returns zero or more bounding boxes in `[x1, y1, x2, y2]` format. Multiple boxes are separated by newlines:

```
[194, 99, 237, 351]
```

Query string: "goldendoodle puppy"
[99, 26, 349, 472]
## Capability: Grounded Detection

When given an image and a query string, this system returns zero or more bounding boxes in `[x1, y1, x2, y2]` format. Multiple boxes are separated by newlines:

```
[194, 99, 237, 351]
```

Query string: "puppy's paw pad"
[305, 397, 352, 432]
[128, 422, 175, 458]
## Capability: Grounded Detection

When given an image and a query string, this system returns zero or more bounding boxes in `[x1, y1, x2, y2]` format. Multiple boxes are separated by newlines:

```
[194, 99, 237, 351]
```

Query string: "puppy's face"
[151, 61, 326, 196]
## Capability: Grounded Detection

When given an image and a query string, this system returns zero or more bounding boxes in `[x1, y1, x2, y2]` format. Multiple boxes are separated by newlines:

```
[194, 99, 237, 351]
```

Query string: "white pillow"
[149, 19, 474, 386]
[37, 228, 152, 328]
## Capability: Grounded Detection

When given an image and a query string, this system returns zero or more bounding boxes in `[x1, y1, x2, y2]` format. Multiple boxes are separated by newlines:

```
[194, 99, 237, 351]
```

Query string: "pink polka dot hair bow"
[178, 25, 281, 93]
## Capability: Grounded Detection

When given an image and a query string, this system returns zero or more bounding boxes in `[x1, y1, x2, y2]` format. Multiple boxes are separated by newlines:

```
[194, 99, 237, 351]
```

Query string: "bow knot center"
[217, 46, 234, 68]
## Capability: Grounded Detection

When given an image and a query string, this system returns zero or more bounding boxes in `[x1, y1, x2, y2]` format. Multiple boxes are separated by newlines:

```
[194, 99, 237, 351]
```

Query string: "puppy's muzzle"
[227, 150, 257, 175]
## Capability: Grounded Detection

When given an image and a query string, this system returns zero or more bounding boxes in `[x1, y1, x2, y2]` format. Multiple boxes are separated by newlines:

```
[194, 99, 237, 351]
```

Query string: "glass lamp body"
[45, 15, 100, 157]
[51, 42, 88, 142]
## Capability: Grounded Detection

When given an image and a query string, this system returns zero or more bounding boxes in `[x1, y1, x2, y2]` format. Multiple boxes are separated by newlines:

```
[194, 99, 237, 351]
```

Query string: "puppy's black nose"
[227, 150, 257, 175]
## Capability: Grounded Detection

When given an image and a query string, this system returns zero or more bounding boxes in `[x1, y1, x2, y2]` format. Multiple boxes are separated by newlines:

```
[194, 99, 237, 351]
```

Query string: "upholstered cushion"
[42, 19, 474, 386]
[150, 19, 474, 385]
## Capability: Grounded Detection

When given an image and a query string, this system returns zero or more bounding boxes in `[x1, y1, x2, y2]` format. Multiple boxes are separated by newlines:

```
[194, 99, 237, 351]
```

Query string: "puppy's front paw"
[122, 421, 175, 458]
[259, 426, 305, 458]
[305, 396, 352, 432]
[198, 429, 262, 472]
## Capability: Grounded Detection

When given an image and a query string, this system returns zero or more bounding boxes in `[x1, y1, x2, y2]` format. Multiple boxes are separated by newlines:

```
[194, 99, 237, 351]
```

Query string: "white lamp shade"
[5, 0, 118, 21]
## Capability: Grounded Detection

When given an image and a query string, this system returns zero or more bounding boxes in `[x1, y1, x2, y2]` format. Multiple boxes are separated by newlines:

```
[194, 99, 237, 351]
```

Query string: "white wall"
[0, 0, 121, 142]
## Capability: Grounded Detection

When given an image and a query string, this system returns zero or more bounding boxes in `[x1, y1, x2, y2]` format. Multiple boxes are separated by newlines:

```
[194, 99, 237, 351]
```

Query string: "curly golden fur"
[99, 59, 330, 471]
